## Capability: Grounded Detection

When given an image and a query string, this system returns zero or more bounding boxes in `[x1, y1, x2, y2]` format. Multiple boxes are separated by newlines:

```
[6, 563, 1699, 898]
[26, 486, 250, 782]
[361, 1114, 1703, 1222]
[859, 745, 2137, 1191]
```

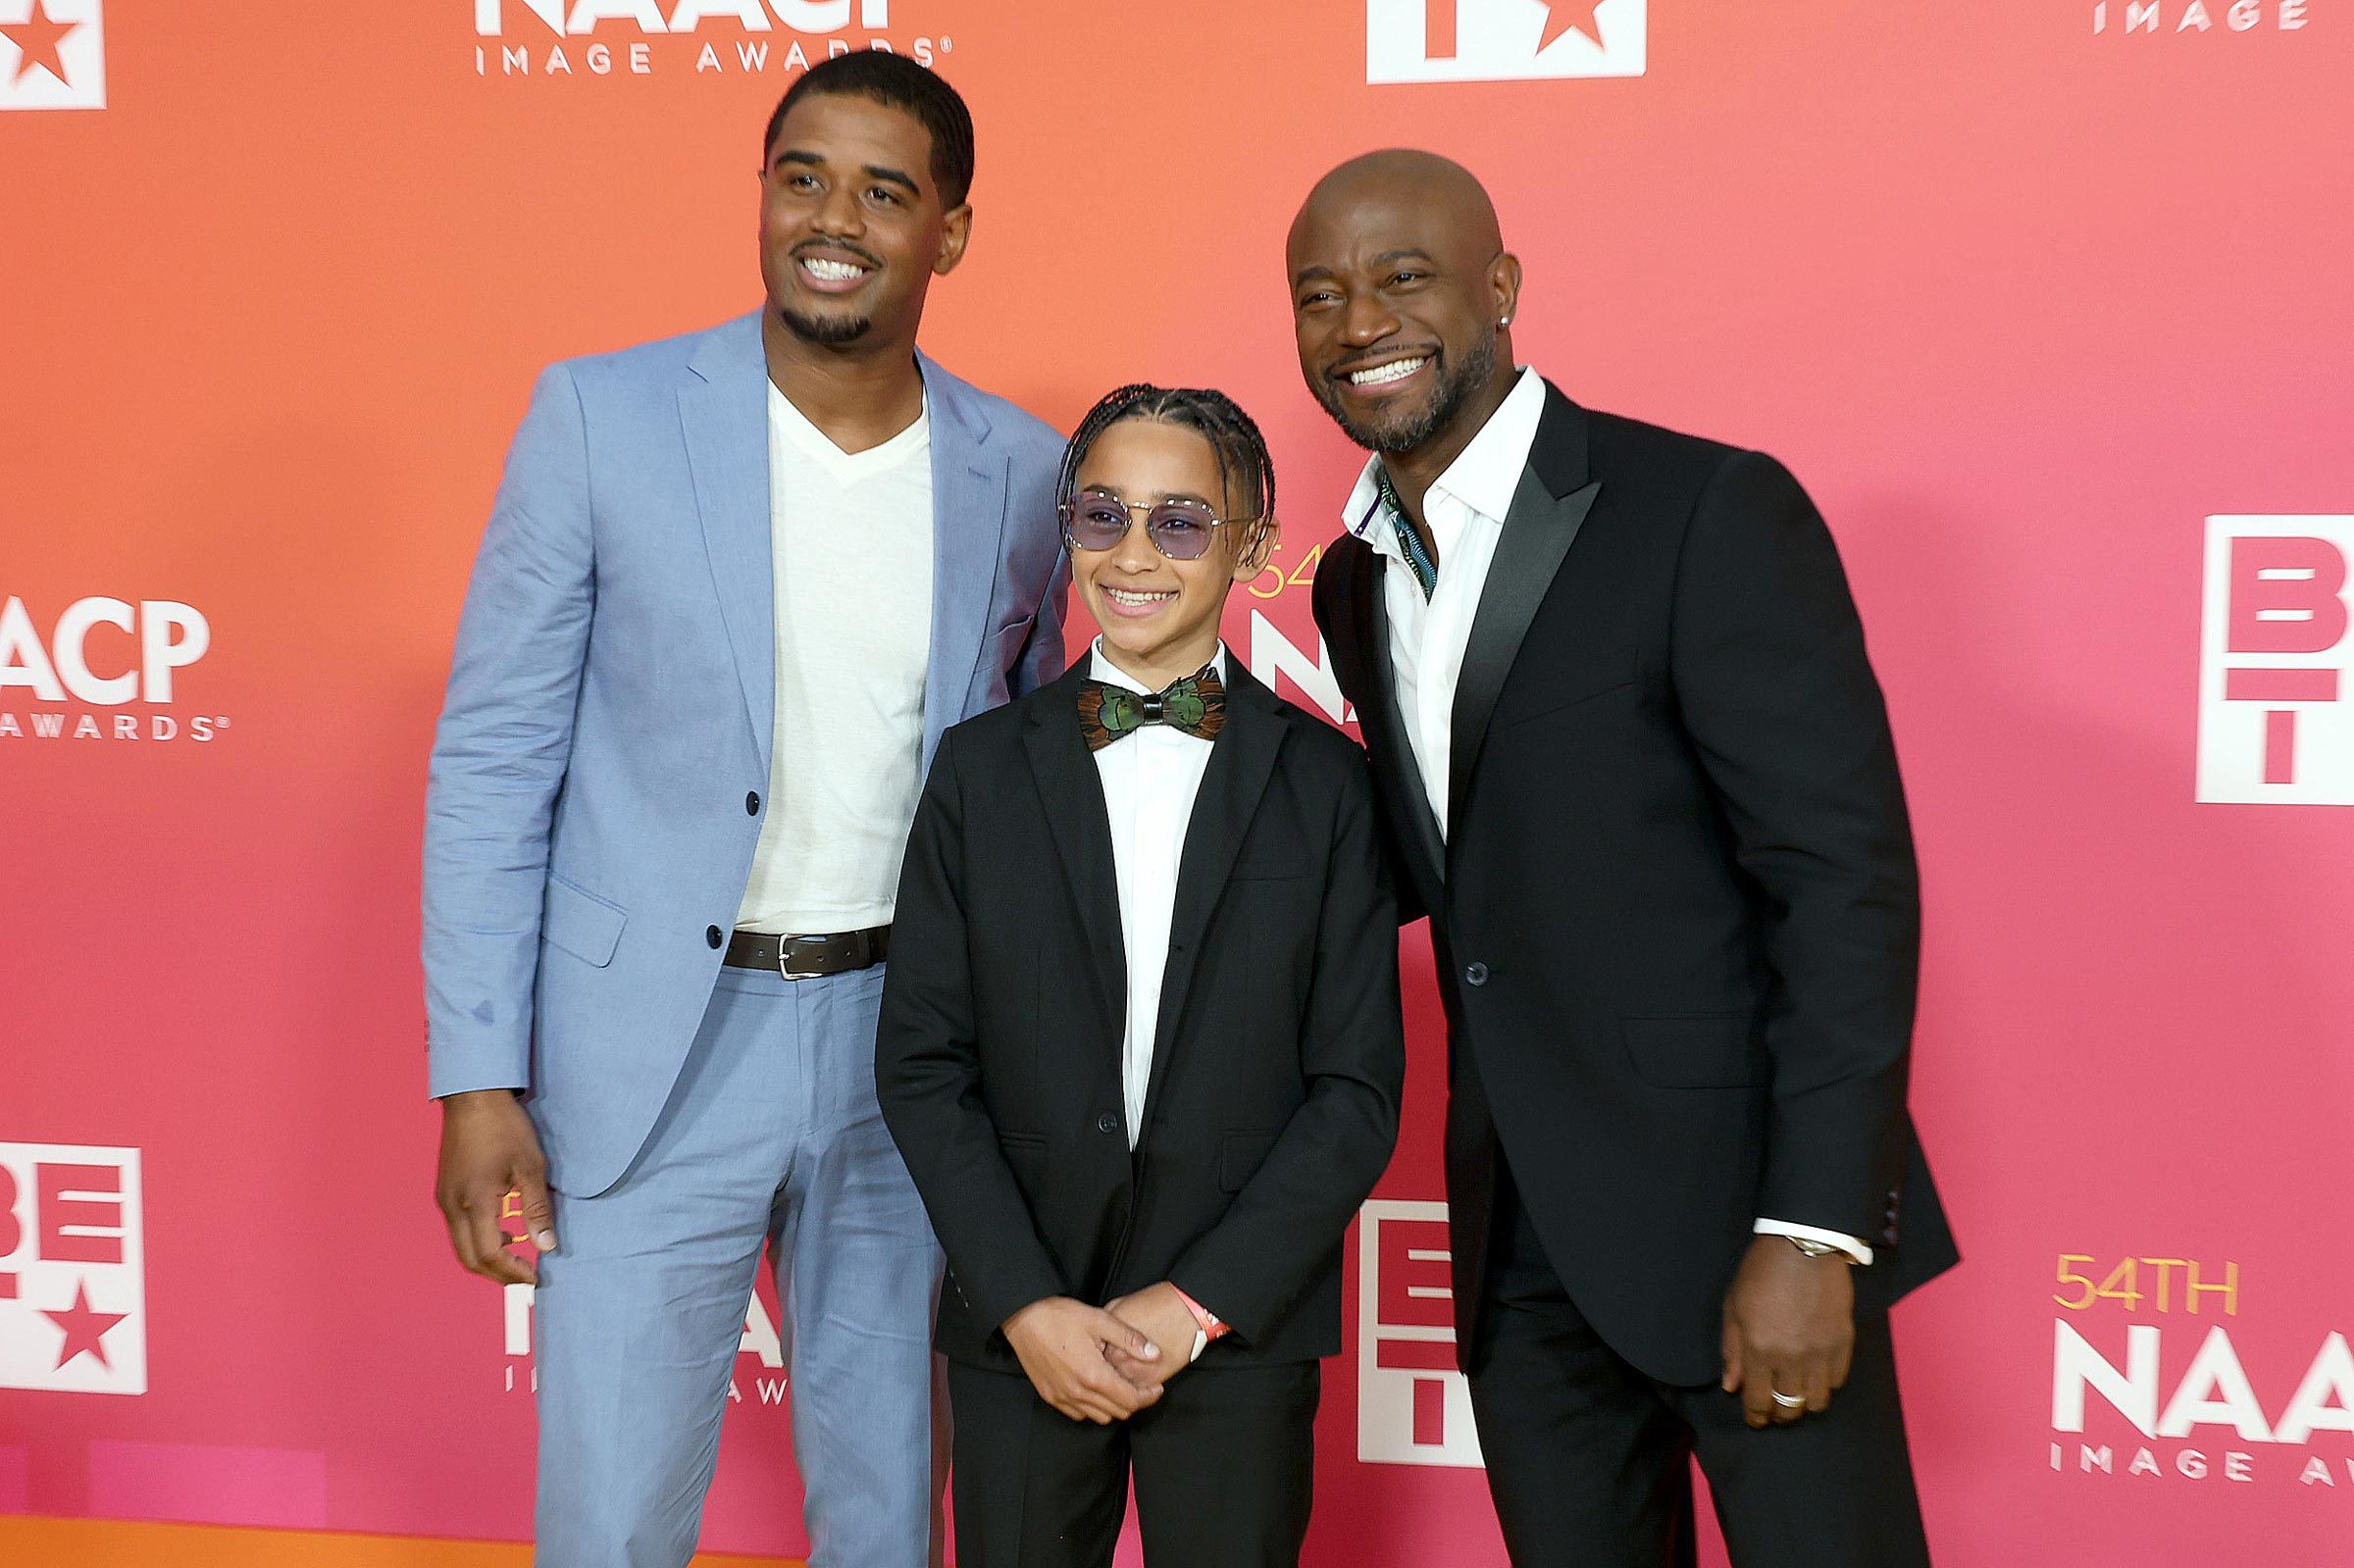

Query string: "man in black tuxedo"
[877, 385, 1404, 1566]
[1291, 151, 1958, 1567]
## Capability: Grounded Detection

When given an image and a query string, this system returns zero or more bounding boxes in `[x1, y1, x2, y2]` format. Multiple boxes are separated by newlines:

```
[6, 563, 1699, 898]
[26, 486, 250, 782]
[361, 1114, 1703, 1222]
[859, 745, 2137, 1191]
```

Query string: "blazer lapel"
[1447, 385, 1602, 835]
[919, 354, 1008, 774]
[1022, 667, 1125, 1029]
[1357, 551, 1449, 908]
[680, 314, 777, 778]
[1140, 662, 1287, 1124]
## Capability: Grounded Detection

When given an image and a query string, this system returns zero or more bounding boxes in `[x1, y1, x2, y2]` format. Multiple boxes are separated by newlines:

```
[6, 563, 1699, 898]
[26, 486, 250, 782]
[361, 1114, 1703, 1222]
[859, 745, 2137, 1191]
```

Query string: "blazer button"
[1462, 961, 1489, 986]
[706, 926, 724, 949]
[746, 791, 761, 816]
[1096, 1112, 1121, 1136]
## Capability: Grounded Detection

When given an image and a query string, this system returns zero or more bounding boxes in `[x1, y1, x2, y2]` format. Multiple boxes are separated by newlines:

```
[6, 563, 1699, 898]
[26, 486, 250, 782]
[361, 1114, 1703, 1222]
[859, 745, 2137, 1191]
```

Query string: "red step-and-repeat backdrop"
[5, 2, 2350, 1563]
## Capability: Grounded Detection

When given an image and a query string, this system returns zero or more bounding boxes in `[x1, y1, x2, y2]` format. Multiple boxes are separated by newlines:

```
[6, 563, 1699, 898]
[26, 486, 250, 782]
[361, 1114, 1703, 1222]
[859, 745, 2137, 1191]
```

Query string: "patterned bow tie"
[1078, 664, 1227, 751]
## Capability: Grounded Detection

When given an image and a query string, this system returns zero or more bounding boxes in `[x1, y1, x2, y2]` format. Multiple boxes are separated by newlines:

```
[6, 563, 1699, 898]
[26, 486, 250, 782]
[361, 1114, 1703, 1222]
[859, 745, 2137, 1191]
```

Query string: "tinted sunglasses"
[1060, 487, 1258, 562]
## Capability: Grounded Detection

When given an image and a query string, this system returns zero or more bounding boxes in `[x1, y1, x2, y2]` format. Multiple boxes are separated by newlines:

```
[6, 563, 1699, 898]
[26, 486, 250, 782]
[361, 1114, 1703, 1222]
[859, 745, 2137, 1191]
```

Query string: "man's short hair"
[763, 53, 976, 209]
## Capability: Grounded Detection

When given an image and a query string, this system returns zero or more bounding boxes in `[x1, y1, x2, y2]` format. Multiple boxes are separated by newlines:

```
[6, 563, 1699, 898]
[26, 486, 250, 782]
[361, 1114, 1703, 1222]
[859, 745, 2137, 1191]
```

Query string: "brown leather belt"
[724, 925, 891, 980]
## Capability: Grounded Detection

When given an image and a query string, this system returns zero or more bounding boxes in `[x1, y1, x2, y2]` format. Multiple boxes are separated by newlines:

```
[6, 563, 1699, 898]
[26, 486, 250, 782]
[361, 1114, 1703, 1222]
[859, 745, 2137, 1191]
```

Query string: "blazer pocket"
[1619, 1014, 1763, 1088]
[542, 875, 627, 968]
[1218, 1130, 1283, 1192]
[1231, 856, 1312, 882]
[998, 1132, 1049, 1185]
[1494, 659, 1636, 730]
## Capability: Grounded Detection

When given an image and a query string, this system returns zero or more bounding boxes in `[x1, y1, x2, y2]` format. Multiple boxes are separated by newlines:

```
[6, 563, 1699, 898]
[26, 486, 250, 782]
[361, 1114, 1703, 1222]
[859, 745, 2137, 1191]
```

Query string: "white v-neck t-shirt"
[734, 383, 935, 935]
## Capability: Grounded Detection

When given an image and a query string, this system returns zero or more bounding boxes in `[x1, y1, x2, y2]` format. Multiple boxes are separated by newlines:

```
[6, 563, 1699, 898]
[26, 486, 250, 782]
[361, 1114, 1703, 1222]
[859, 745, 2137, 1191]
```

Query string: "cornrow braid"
[1056, 383, 1278, 559]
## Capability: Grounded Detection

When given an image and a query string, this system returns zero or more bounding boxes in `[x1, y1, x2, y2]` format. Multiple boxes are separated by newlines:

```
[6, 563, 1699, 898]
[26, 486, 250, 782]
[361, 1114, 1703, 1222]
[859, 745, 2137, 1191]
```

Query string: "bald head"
[1289, 149, 1505, 264]
[1286, 149, 1522, 464]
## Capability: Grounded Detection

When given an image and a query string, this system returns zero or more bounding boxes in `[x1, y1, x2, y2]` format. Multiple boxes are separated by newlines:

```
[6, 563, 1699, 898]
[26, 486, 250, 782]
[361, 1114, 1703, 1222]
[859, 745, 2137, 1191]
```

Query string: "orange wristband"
[1170, 1285, 1229, 1341]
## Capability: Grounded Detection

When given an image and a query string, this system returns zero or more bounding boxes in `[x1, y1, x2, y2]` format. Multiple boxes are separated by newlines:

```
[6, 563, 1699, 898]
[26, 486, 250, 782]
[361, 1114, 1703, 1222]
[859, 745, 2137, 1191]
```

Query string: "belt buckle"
[776, 936, 828, 983]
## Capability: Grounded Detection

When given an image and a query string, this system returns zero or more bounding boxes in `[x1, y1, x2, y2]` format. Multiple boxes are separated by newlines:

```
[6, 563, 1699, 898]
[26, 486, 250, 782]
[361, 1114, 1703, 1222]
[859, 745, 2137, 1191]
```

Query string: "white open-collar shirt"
[1341, 369, 1870, 1265]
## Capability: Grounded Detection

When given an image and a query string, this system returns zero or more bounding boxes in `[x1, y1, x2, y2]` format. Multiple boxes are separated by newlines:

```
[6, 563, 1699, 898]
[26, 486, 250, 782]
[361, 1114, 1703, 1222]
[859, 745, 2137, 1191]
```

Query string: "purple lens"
[1066, 497, 1133, 550]
[1147, 503, 1218, 560]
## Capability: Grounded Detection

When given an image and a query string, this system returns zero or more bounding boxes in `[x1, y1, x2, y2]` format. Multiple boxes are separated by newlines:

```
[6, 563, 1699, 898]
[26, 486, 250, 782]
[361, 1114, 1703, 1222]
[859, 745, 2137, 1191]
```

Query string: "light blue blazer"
[423, 312, 1069, 1195]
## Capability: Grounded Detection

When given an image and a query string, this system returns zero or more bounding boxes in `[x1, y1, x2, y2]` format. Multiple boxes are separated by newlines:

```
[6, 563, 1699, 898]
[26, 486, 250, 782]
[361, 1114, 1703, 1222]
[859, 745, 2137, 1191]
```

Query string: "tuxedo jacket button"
[1462, 961, 1490, 986]
[1096, 1112, 1121, 1136]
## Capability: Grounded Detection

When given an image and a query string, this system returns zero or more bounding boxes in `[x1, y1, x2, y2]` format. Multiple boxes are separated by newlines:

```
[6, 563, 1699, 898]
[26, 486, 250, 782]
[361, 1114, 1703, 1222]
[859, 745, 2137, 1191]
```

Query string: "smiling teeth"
[803, 258, 867, 281]
[1350, 357, 1427, 386]
[1105, 588, 1174, 606]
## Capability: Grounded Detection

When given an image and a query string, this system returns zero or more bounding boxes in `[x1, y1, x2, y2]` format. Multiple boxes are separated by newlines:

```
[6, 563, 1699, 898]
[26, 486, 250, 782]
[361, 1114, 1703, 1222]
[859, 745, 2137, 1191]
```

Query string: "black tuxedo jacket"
[877, 659, 1405, 1372]
[1311, 383, 1959, 1388]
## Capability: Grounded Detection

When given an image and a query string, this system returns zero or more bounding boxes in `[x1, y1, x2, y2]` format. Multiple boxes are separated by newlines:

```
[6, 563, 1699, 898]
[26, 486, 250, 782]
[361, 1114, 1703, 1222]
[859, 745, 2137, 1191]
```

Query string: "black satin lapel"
[1021, 693, 1125, 1029]
[1363, 556, 1449, 908]
[1141, 668, 1287, 1123]
[1448, 474, 1604, 825]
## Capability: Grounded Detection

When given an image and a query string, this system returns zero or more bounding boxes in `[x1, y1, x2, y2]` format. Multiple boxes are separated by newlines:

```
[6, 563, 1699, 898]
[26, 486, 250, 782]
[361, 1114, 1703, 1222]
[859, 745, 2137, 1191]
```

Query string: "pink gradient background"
[3, 2, 2348, 1562]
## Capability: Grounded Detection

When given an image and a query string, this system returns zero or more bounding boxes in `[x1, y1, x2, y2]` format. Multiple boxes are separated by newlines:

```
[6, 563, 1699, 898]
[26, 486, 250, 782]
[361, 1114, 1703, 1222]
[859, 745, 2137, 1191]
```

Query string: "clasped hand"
[1003, 1282, 1200, 1425]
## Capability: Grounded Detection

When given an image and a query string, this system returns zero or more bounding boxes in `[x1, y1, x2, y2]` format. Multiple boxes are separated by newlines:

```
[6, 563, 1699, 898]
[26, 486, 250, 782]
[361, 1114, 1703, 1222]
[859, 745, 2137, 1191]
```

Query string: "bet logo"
[1, 0, 105, 110]
[0, 1143, 145, 1395]
[1368, 0, 1645, 84]
[1356, 1200, 1484, 1467]
[2197, 516, 2354, 804]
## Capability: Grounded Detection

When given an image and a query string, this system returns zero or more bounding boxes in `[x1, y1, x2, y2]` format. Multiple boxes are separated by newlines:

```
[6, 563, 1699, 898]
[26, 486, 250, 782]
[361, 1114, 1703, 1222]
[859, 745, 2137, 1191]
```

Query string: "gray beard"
[1317, 331, 1496, 455]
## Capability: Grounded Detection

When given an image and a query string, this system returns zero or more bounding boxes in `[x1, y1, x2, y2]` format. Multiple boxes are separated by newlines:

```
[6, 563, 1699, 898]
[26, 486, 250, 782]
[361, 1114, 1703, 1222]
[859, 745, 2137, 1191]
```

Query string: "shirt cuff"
[1754, 1218, 1874, 1266]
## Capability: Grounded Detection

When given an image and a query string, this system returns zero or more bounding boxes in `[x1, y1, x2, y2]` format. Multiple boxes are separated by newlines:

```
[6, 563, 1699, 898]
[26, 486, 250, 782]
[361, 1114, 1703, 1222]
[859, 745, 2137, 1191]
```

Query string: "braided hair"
[1055, 384, 1278, 561]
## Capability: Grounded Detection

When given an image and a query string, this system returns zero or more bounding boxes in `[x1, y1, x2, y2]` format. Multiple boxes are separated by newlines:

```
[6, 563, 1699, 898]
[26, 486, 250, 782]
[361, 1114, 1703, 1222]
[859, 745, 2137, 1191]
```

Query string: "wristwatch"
[1787, 1236, 1857, 1262]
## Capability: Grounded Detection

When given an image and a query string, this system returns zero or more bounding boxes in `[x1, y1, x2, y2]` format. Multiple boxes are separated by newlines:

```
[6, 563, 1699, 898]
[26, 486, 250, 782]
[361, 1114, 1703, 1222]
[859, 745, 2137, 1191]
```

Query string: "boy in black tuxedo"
[877, 384, 1405, 1567]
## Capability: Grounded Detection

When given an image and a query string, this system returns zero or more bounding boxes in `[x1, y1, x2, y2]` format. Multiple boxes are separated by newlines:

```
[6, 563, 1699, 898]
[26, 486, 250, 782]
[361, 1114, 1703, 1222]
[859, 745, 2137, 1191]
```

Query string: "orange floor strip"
[0, 1516, 803, 1566]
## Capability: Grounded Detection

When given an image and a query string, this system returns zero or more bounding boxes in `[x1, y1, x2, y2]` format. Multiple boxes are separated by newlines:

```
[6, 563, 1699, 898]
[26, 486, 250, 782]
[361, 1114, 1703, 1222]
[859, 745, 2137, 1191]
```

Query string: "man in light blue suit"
[424, 54, 1067, 1568]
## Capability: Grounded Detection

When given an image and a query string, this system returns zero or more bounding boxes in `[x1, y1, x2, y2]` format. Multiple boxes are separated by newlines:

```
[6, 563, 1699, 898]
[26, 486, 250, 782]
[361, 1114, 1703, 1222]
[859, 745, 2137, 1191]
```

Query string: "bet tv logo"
[1369, 0, 1644, 83]
[1357, 1200, 1483, 1467]
[2198, 516, 2354, 804]
[1, 0, 104, 110]
[0, 1143, 145, 1394]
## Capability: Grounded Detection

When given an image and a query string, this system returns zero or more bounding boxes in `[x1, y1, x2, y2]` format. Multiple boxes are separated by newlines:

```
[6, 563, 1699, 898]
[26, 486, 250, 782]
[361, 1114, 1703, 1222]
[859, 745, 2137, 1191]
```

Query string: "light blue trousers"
[532, 962, 939, 1568]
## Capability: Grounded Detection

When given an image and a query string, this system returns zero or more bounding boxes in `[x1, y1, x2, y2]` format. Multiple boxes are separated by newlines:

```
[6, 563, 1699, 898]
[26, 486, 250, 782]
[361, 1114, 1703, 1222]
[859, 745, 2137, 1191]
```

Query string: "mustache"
[1325, 346, 1443, 382]
[793, 239, 885, 270]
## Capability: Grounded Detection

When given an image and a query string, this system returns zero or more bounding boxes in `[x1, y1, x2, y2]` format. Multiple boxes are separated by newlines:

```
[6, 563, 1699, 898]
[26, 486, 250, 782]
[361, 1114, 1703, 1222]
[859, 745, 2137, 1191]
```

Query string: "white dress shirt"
[1087, 640, 1224, 1148]
[1342, 369, 1872, 1266]
[1342, 368, 1542, 837]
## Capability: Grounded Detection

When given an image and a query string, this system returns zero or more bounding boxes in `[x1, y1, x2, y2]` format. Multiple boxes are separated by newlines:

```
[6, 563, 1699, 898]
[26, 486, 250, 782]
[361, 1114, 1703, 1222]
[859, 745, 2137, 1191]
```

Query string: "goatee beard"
[1317, 332, 1496, 455]
[780, 306, 874, 346]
